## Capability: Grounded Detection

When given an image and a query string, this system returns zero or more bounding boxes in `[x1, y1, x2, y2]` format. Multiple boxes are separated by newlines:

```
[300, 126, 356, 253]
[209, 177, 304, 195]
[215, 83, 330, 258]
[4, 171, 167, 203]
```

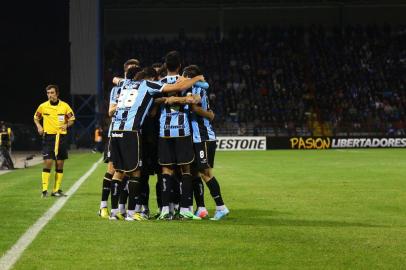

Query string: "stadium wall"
[216, 136, 406, 150]
[267, 136, 406, 150]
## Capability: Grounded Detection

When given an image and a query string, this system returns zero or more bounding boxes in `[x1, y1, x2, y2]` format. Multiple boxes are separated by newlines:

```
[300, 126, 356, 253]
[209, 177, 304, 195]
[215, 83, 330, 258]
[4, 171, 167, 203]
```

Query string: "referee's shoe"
[51, 190, 67, 197]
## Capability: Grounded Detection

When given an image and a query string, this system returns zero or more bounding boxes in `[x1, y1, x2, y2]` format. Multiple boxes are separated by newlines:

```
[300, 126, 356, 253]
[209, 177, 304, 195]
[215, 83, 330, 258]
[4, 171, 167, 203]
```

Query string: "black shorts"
[110, 131, 141, 172]
[158, 136, 194, 166]
[193, 140, 216, 170]
[42, 134, 68, 160]
[103, 138, 111, 163]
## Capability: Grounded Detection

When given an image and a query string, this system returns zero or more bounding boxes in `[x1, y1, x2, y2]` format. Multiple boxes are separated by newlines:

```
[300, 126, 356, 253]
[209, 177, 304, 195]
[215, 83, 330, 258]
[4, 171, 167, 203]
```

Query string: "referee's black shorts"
[193, 140, 216, 170]
[110, 130, 141, 173]
[158, 136, 194, 166]
[42, 134, 68, 160]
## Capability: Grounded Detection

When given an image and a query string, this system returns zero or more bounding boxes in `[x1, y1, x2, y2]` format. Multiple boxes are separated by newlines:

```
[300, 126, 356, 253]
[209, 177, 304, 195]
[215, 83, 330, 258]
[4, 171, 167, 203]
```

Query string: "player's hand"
[37, 126, 44, 136]
[164, 96, 176, 105]
[193, 94, 201, 104]
[196, 75, 205, 81]
[208, 110, 215, 121]
[60, 124, 68, 132]
[185, 96, 195, 104]
[176, 76, 187, 83]
[112, 77, 121, 85]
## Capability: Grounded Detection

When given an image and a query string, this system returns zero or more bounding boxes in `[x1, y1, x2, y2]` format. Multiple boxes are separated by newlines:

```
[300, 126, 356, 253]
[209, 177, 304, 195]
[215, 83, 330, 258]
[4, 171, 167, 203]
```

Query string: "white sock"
[216, 205, 225, 211]
[127, 210, 135, 217]
[118, 204, 126, 214]
[135, 204, 142, 212]
[111, 208, 118, 215]
[180, 207, 189, 213]
[189, 206, 193, 212]
[161, 206, 169, 213]
[100, 201, 107, 209]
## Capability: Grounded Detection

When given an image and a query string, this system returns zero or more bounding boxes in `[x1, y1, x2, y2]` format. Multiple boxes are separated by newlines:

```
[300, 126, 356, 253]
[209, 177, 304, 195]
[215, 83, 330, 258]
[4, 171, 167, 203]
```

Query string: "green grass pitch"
[0, 149, 406, 269]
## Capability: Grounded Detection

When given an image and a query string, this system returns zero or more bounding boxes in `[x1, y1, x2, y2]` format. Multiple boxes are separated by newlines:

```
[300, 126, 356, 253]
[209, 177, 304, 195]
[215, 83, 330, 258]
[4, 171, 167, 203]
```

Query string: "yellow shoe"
[125, 212, 147, 221]
[109, 211, 124, 221]
[98, 207, 109, 219]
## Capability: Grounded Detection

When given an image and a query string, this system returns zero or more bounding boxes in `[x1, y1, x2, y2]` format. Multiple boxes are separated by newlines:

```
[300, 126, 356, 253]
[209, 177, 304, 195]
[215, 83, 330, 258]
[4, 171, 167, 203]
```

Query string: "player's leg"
[41, 135, 54, 197]
[200, 141, 229, 220]
[176, 136, 200, 220]
[192, 142, 210, 218]
[155, 173, 163, 217]
[139, 173, 150, 218]
[118, 175, 129, 216]
[125, 169, 147, 221]
[109, 131, 138, 220]
[51, 159, 65, 197]
[158, 166, 174, 219]
[110, 170, 126, 220]
[99, 161, 114, 218]
[170, 169, 180, 216]
[41, 159, 53, 198]
[157, 137, 176, 220]
[51, 135, 69, 197]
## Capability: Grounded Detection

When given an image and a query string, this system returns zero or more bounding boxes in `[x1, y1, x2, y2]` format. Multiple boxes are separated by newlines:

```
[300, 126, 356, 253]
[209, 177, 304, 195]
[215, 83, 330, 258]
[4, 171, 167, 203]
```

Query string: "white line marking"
[0, 158, 102, 270]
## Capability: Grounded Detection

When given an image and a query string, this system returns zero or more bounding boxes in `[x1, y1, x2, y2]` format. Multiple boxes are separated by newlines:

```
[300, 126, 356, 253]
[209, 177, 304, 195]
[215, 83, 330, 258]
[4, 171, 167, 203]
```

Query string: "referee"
[34, 85, 75, 198]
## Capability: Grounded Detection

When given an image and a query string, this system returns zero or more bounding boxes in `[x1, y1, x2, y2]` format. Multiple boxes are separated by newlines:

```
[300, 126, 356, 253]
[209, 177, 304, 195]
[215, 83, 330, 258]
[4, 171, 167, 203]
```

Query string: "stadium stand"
[104, 25, 406, 137]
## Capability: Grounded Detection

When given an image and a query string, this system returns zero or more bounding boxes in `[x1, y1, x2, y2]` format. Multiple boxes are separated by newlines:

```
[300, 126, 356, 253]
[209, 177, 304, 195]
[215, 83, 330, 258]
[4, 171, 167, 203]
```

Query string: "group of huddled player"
[98, 51, 229, 221]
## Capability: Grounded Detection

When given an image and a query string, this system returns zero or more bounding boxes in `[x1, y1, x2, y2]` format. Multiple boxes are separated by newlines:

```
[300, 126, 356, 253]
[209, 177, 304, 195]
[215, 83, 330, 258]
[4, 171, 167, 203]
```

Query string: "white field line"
[0, 158, 102, 270]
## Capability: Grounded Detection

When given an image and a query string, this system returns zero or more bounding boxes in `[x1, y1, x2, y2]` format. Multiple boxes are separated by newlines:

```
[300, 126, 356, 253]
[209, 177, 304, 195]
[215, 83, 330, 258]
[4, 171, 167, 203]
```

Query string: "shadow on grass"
[213, 209, 387, 228]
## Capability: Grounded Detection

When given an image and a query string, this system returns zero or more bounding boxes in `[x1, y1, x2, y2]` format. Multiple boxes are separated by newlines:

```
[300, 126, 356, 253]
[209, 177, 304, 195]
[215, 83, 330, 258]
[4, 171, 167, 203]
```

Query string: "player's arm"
[61, 105, 75, 132]
[164, 94, 201, 105]
[112, 77, 124, 85]
[191, 104, 215, 122]
[194, 81, 209, 89]
[108, 104, 117, 117]
[148, 103, 160, 117]
[154, 97, 167, 104]
[33, 105, 44, 135]
[162, 75, 205, 93]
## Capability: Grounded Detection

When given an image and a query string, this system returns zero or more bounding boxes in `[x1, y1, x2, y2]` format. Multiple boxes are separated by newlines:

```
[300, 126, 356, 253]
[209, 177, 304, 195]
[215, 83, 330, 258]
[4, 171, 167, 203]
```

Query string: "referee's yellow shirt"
[34, 100, 75, 135]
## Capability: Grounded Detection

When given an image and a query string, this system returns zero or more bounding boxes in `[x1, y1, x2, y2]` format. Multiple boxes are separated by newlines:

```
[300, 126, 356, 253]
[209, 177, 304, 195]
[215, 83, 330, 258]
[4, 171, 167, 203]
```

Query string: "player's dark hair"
[152, 63, 162, 69]
[158, 64, 167, 78]
[126, 66, 142, 79]
[144, 67, 158, 80]
[135, 67, 158, 81]
[46, 84, 59, 95]
[124, 59, 140, 72]
[165, 51, 181, 72]
[183, 65, 202, 78]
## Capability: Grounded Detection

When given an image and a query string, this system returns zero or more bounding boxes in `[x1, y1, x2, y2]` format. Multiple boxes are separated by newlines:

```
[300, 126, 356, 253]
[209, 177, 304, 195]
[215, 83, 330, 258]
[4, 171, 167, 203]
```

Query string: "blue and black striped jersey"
[112, 79, 164, 131]
[158, 75, 191, 138]
[107, 85, 122, 137]
[189, 86, 216, 143]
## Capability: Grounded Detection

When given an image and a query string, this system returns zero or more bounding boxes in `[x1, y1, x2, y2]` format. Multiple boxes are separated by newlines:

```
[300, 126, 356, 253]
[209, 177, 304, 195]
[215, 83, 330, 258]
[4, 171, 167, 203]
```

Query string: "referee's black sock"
[127, 177, 141, 212]
[193, 177, 205, 207]
[206, 177, 224, 206]
[161, 174, 173, 209]
[180, 174, 193, 209]
[101, 172, 112, 202]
